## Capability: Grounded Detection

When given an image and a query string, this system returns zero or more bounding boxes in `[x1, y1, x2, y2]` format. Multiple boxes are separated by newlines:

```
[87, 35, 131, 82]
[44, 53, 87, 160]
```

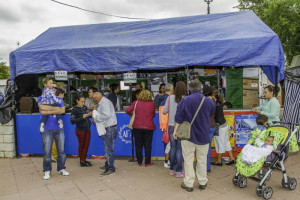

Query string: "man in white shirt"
[93, 92, 118, 176]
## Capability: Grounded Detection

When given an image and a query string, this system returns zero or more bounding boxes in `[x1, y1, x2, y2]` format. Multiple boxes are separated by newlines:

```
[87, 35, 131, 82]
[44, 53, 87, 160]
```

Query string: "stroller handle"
[272, 121, 300, 126]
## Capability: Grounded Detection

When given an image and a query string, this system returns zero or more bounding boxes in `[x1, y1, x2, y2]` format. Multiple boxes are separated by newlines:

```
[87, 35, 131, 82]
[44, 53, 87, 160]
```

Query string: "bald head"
[92, 92, 103, 104]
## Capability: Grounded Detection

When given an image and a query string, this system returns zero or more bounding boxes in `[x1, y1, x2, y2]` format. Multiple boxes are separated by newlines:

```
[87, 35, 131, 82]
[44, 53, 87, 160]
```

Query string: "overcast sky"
[0, 0, 239, 65]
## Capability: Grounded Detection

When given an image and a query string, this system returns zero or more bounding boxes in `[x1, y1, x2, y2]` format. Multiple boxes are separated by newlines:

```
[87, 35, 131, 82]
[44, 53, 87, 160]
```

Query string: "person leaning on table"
[126, 90, 156, 167]
[252, 85, 280, 125]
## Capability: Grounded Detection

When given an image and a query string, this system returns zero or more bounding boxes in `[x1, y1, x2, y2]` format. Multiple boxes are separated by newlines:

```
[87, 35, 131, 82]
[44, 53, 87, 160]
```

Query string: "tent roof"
[10, 11, 285, 83]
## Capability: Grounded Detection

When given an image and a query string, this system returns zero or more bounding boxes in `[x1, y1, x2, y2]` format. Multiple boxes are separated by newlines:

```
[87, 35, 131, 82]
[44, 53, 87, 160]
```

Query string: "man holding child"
[38, 81, 69, 180]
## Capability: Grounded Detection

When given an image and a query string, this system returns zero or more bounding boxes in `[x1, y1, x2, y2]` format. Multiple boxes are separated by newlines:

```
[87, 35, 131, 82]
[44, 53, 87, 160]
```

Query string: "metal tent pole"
[275, 67, 278, 87]
[128, 83, 136, 162]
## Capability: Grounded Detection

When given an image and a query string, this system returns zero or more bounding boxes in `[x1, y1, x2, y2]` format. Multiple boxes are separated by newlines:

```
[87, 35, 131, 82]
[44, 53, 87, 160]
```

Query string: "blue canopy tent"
[9, 11, 285, 84]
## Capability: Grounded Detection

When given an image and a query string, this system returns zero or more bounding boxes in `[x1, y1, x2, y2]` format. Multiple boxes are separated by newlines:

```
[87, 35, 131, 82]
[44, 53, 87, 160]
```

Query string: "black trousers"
[132, 129, 154, 164]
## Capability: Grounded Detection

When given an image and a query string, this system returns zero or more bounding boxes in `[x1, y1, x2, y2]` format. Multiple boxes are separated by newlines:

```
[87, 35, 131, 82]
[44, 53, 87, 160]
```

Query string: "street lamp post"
[204, 0, 213, 14]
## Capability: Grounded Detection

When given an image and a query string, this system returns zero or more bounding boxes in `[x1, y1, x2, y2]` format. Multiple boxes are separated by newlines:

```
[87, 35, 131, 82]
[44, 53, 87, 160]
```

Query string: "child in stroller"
[232, 121, 299, 199]
[241, 134, 274, 165]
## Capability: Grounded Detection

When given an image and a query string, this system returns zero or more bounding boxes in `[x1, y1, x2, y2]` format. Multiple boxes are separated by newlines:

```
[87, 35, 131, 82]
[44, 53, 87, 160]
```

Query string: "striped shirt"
[40, 87, 62, 105]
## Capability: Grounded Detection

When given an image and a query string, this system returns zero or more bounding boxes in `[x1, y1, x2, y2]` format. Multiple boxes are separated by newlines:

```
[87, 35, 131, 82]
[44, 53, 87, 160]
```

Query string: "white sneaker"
[43, 171, 50, 180]
[164, 162, 170, 168]
[58, 120, 64, 128]
[40, 123, 45, 133]
[58, 169, 70, 176]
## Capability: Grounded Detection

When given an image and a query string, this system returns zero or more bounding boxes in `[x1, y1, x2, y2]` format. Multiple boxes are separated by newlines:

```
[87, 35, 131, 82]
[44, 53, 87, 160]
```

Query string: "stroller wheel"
[256, 185, 263, 197]
[281, 176, 290, 188]
[288, 178, 297, 190]
[238, 176, 247, 188]
[232, 175, 239, 186]
[262, 186, 273, 199]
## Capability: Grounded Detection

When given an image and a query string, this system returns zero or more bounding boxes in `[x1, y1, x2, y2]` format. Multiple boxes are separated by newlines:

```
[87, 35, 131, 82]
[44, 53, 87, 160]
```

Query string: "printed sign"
[54, 71, 68, 81]
[225, 114, 235, 147]
[124, 73, 137, 84]
[235, 114, 258, 147]
[211, 114, 235, 147]
[118, 124, 132, 144]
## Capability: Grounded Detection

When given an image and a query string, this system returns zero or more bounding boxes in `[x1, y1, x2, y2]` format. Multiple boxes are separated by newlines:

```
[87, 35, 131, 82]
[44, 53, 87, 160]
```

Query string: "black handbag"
[213, 123, 220, 136]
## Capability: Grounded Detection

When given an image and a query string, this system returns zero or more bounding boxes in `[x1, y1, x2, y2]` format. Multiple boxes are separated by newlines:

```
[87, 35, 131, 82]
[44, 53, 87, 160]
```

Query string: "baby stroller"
[232, 121, 300, 199]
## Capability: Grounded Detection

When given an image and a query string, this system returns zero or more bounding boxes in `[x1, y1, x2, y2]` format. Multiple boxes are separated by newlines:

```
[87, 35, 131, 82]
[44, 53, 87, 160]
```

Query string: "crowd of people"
[36, 77, 281, 193]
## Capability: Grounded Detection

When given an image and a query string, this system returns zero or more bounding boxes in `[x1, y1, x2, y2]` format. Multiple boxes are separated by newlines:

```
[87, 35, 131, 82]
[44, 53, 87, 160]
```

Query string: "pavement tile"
[75, 181, 110, 195]
[0, 167, 13, 174]
[208, 175, 237, 194]
[47, 180, 76, 192]
[72, 175, 99, 186]
[1, 152, 300, 200]
[87, 189, 124, 200]
[119, 189, 157, 200]
[111, 183, 142, 196]
[17, 179, 46, 192]
[0, 184, 18, 196]
[0, 193, 21, 200]
[19, 186, 50, 199]
[52, 187, 85, 200]
[0, 175, 16, 187]
[188, 187, 222, 200]
[163, 192, 198, 200]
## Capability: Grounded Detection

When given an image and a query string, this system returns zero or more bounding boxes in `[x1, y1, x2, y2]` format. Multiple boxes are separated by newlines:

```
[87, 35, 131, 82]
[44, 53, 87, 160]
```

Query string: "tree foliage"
[236, 0, 300, 66]
[0, 61, 10, 79]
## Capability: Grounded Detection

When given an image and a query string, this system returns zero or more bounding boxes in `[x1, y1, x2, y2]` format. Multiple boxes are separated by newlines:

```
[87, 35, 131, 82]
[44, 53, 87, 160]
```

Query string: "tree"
[0, 61, 10, 79]
[235, 0, 300, 66]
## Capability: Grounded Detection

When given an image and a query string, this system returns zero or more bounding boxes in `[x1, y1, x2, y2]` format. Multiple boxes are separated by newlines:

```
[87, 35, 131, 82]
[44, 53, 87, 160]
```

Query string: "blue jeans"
[101, 126, 118, 171]
[168, 126, 183, 172]
[207, 127, 216, 171]
[42, 129, 66, 172]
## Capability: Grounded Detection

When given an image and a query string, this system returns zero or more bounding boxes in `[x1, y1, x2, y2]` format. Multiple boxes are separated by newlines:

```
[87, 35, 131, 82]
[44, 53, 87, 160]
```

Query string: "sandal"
[226, 160, 235, 165]
[211, 162, 223, 166]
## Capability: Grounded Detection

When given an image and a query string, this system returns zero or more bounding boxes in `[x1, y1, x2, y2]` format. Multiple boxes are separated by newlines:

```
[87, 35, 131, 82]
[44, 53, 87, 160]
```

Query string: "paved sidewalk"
[0, 153, 300, 200]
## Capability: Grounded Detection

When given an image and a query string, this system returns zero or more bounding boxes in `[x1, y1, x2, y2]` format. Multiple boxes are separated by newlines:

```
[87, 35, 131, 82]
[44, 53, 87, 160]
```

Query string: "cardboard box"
[80, 74, 96, 79]
[243, 89, 259, 108]
[205, 68, 217, 74]
[243, 78, 259, 90]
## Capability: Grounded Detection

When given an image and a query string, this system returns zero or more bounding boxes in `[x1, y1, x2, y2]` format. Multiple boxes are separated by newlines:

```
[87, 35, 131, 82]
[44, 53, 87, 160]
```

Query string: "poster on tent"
[235, 114, 258, 147]
[211, 113, 235, 148]
[225, 114, 235, 147]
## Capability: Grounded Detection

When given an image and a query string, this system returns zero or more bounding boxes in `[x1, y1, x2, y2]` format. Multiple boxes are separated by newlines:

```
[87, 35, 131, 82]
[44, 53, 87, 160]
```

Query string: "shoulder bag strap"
[133, 101, 138, 114]
[166, 95, 171, 130]
[191, 97, 205, 125]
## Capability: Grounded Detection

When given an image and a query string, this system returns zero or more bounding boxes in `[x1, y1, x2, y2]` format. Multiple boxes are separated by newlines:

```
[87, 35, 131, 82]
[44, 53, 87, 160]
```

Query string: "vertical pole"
[12, 91, 18, 158]
[128, 133, 135, 162]
[186, 67, 189, 93]
[129, 83, 132, 104]
[217, 68, 222, 96]
[207, 2, 210, 14]
[68, 79, 71, 107]
[205, 0, 213, 14]
[128, 83, 136, 162]
[217, 68, 220, 89]
[275, 67, 278, 87]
